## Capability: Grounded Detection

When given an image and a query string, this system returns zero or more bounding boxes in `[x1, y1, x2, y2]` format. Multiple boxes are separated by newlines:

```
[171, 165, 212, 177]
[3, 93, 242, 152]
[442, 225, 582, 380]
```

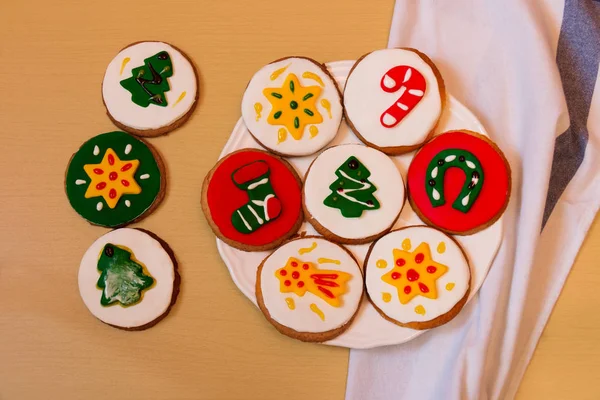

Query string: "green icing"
[65, 131, 162, 228]
[97, 244, 154, 307]
[120, 51, 173, 108]
[425, 149, 484, 213]
[323, 156, 381, 218]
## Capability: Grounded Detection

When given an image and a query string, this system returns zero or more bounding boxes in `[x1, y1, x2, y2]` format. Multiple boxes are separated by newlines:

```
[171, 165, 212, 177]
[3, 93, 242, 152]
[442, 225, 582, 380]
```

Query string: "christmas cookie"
[365, 226, 470, 330]
[344, 48, 445, 154]
[256, 236, 363, 342]
[78, 228, 179, 330]
[303, 144, 405, 244]
[407, 130, 511, 235]
[102, 41, 199, 137]
[202, 148, 303, 251]
[65, 131, 165, 228]
[241, 56, 343, 157]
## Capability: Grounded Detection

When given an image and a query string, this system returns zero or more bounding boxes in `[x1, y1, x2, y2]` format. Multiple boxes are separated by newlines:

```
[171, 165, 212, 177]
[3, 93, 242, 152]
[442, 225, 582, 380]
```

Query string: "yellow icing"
[277, 128, 287, 144]
[320, 98, 332, 119]
[309, 125, 319, 138]
[402, 238, 412, 251]
[298, 242, 317, 254]
[254, 102, 262, 121]
[415, 305, 426, 315]
[285, 297, 295, 310]
[318, 258, 340, 265]
[437, 242, 446, 254]
[382, 292, 392, 303]
[310, 303, 325, 321]
[302, 71, 324, 87]
[270, 63, 290, 81]
[446, 283, 455, 291]
[120, 57, 131, 75]
[376, 259, 388, 269]
[172, 91, 187, 108]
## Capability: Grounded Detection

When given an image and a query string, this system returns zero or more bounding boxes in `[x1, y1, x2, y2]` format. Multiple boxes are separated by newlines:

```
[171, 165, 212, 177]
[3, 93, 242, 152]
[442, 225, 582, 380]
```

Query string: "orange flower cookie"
[256, 237, 364, 342]
[364, 226, 471, 330]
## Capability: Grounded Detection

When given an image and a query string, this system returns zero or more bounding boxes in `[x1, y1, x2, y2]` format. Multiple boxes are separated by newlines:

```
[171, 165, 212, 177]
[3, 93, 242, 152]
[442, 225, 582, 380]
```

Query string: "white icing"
[247, 205, 264, 225]
[259, 237, 363, 333]
[247, 177, 268, 190]
[344, 49, 442, 149]
[383, 74, 395, 89]
[241, 57, 343, 156]
[365, 226, 470, 324]
[431, 166, 438, 178]
[304, 144, 405, 240]
[466, 160, 476, 169]
[432, 188, 440, 201]
[96, 202, 103, 211]
[237, 210, 252, 231]
[125, 200, 131, 207]
[78, 228, 175, 328]
[140, 174, 150, 180]
[93, 145, 100, 156]
[75, 179, 86, 185]
[462, 193, 470, 206]
[102, 42, 198, 131]
[125, 144, 132, 155]
[445, 155, 456, 162]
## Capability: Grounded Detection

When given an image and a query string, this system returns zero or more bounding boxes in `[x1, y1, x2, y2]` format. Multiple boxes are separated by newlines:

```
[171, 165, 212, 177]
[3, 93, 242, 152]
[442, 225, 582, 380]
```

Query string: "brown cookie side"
[255, 236, 364, 342]
[301, 145, 406, 245]
[201, 148, 304, 252]
[102, 41, 200, 138]
[363, 226, 472, 330]
[408, 129, 512, 236]
[244, 56, 344, 158]
[344, 48, 447, 156]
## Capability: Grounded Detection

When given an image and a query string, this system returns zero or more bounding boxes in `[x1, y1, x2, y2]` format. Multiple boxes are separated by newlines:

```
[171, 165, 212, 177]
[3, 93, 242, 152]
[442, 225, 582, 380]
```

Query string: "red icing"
[266, 196, 282, 220]
[391, 272, 401, 280]
[297, 281, 304, 288]
[318, 286, 335, 298]
[96, 182, 106, 190]
[407, 269, 419, 282]
[302, 264, 309, 270]
[311, 274, 338, 279]
[379, 66, 426, 128]
[426, 266, 437, 274]
[415, 253, 424, 264]
[284, 280, 291, 286]
[404, 285, 411, 294]
[109, 189, 117, 199]
[291, 261, 298, 267]
[396, 258, 406, 267]
[418, 282, 429, 293]
[232, 160, 269, 184]
[408, 131, 510, 233]
[121, 163, 132, 172]
[121, 179, 130, 187]
[109, 172, 118, 181]
[206, 150, 302, 246]
[108, 153, 115, 165]
[93, 168, 104, 175]
[280, 270, 287, 276]
[313, 279, 339, 287]
[292, 271, 300, 279]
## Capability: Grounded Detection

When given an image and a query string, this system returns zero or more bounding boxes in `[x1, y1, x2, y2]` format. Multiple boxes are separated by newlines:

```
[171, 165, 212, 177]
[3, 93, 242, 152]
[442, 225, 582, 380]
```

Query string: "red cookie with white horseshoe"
[407, 130, 511, 235]
[344, 48, 446, 155]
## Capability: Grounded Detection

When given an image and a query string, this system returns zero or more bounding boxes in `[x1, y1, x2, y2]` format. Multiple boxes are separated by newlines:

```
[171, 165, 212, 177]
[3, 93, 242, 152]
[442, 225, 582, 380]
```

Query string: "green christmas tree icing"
[120, 51, 173, 108]
[323, 156, 380, 218]
[97, 244, 154, 307]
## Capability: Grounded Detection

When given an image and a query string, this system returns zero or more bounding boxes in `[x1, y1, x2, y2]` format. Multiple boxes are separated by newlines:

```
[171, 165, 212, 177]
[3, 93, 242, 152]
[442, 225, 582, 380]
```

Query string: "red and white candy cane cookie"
[407, 130, 511, 235]
[201, 148, 303, 251]
[344, 48, 445, 155]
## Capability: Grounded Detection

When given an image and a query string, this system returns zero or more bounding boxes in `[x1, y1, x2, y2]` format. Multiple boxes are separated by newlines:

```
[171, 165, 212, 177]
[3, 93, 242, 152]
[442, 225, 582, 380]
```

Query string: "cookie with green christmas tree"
[78, 228, 180, 330]
[303, 144, 405, 244]
[65, 131, 166, 228]
[102, 41, 199, 137]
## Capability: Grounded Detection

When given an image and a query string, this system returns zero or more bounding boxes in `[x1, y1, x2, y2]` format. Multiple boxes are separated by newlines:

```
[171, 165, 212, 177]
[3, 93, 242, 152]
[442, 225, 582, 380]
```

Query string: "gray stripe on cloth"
[542, 0, 600, 228]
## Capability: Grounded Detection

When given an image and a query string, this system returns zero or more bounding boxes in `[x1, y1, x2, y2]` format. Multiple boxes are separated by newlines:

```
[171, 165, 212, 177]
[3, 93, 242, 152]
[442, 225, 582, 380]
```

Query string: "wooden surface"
[0, 1, 598, 399]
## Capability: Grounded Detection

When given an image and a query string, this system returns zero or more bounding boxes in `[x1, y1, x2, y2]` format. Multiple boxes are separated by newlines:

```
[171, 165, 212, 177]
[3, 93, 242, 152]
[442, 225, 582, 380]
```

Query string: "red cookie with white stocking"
[407, 130, 511, 235]
[202, 148, 303, 251]
[344, 48, 446, 155]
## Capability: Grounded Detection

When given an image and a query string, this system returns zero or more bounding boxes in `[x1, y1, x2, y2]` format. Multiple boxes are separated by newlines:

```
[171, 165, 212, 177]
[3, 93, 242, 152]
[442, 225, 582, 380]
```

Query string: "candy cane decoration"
[379, 66, 426, 128]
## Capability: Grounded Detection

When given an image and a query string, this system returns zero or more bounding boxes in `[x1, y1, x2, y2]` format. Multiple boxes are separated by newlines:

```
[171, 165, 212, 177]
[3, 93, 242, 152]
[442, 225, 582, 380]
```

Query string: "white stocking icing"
[303, 144, 405, 240]
[78, 228, 175, 328]
[344, 49, 443, 149]
[259, 237, 363, 333]
[241, 57, 343, 156]
[365, 226, 470, 324]
[102, 42, 198, 132]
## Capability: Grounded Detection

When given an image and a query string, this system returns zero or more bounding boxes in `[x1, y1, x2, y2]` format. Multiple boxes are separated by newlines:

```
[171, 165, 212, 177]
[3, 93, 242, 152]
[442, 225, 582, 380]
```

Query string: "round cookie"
[303, 144, 405, 244]
[241, 56, 343, 157]
[202, 148, 303, 251]
[344, 48, 446, 154]
[365, 226, 470, 330]
[102, 41, 199, 137]
[407, 130, 511, 235]
[65, 131, 165, 228]
[256, 236, 364, 342]
[78, 228, 179, 330]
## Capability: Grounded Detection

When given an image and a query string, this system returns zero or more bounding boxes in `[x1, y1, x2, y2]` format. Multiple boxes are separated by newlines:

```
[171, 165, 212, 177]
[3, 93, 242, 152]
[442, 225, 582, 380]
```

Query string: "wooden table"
[1, 1, 598, 398]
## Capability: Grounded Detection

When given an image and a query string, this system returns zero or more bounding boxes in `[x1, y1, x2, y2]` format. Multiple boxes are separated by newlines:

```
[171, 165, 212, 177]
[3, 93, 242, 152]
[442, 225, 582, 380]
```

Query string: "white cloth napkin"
[345, 1, 600, 399]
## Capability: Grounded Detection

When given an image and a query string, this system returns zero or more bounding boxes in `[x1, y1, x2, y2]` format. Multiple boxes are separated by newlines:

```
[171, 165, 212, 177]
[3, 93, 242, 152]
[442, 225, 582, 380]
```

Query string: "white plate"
[216, 60, 502, 349]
